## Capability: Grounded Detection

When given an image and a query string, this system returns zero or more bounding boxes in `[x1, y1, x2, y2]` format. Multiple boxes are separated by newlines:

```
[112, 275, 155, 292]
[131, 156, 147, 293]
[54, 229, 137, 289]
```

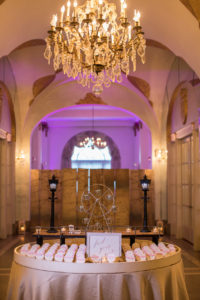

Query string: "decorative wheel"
[80, 184, 116, 229]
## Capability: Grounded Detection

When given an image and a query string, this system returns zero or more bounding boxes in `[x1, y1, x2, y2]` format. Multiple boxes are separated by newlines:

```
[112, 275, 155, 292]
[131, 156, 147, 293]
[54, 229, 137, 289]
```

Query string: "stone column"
[0, 139, 15, 238]
[193, 128, 200, 250]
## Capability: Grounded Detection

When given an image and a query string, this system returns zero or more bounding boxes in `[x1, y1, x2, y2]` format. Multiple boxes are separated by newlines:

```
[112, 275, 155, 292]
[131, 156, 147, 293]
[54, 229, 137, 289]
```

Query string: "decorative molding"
[39, 122, 49, 137]
[175, 123, 194, 139]
[180, 88, 188, 125]
[133, 121, 143, 136]
[30, 74, 55, 106]
[0, 128, 7, 139]
[179, 0, 200, 25]
[146, 39, 171, 52]
[76, 93, 107, 105]
[127, 76, 152, 105]
[190, 78, 200, 86]
[33, 74, 55, 98]
[11, 39, 46, 54]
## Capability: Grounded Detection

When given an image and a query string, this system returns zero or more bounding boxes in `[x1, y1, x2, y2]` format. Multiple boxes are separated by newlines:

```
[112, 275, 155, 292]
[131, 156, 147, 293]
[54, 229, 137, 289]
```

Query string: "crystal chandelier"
[79, 105, 107, 148]
[44, 0, 146, 95]
[79, 136, 107, 148]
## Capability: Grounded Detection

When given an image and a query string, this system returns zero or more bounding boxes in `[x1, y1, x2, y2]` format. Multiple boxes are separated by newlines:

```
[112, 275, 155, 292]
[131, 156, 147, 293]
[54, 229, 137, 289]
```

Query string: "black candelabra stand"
[47, 175, 58, 233]
[140, 174, 151, 232]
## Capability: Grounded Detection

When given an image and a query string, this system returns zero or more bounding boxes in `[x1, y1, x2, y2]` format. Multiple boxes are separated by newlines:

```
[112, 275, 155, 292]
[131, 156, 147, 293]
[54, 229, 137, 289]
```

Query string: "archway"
[61, 130, 121, 169]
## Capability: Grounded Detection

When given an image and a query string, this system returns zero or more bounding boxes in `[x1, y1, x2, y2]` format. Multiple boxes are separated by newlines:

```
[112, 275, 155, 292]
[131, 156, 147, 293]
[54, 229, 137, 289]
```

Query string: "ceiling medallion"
[44, 0, 146, 95]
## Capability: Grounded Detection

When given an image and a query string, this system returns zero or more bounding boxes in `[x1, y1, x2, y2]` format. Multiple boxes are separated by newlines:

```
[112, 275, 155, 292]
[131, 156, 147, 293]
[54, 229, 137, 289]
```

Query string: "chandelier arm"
[75, 27, 84, 41]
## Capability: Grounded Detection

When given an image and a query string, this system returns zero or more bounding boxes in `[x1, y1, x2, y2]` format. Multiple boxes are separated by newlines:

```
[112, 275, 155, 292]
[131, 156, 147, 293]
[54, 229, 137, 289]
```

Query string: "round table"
[7, 244, 189, 300]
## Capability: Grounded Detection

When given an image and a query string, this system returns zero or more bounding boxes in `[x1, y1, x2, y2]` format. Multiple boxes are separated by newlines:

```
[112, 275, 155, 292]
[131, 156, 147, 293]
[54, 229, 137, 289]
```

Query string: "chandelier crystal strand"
[44, 0, 146, 95]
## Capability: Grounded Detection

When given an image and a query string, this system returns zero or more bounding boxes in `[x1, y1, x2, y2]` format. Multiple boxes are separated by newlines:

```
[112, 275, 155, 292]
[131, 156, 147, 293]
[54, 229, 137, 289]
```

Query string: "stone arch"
[61, 130, 121, 169]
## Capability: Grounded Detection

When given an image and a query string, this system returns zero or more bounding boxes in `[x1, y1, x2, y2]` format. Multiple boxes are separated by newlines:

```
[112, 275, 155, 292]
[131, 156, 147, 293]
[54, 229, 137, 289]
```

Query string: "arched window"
[61, 131, 121, 169]
[71, 144, 111, 169]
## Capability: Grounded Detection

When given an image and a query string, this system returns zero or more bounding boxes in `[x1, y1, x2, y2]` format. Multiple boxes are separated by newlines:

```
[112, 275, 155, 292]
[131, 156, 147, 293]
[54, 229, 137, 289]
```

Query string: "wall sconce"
[154, 149, 168, 161]
[16, 150, 25, 162]
[18, 221, 26, 235]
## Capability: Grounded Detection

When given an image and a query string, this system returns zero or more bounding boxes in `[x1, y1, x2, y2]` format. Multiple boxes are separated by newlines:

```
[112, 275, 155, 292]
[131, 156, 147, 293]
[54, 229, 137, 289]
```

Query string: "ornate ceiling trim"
[10, 39, 46, 54]
[29, 74, 55, 106]
[76, 93, 107, 105]
[127, 76, 152, 106]
[146, 39, 172, 52]
[180, 0, 200, 24]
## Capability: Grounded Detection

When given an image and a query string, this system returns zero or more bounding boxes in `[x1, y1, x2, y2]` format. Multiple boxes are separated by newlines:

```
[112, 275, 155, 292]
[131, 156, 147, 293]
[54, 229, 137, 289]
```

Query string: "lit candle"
[114, 180, 116, 195]
[123, 2, 127, 18]
[61, 227, 66, 234]
[67, 1, 71, 17]
[60, 5, 65, 22]
[120, 0, 124, 17]
[89, 24, 92, 36]
[91, 0, 94, 9]
[103, 22, 108, 35]
[133, 10, 141, 26]
[50, 14, 58, 27]
[73, 0, 78, 17]
[102, 256, 107, 263]
[99, 0, 103, 16]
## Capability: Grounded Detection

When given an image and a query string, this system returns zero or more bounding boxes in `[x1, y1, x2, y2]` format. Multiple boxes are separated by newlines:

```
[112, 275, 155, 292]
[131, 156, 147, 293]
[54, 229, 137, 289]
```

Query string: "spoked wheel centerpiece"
[80, 184, 116, 230]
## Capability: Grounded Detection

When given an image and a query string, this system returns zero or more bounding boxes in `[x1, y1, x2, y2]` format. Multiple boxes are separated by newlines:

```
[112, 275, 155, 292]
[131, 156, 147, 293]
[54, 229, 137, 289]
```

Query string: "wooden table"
[33, 230, 163, 246]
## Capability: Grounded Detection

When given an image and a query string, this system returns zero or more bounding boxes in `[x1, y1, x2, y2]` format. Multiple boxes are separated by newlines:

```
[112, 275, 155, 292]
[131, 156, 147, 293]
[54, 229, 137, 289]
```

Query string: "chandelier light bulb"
[67, 1, 71, 17]
[44, 0, 146, 95]
[50, 14, 57, 27]
[60, 5, 65, 22]
[133, 10, 141, 24]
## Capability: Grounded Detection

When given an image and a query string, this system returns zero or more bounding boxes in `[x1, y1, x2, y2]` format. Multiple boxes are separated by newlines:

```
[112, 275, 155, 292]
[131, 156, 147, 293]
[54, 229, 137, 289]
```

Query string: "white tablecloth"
[7, 245, 189, 300]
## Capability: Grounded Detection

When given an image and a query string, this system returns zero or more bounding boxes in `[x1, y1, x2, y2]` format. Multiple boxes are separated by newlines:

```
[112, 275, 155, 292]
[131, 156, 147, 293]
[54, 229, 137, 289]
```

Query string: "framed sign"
[87, 232, 122, 258]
